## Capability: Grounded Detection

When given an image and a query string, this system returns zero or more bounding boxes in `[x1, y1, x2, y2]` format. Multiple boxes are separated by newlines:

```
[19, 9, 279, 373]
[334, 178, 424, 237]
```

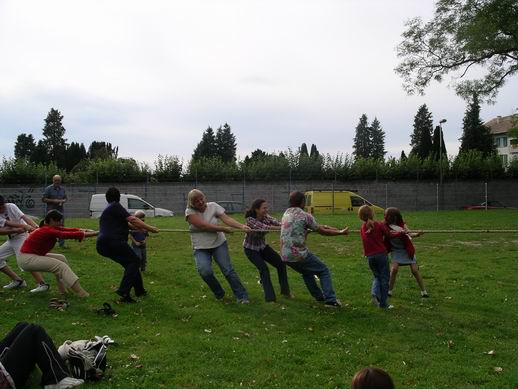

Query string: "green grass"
[1, 211, 517, 388]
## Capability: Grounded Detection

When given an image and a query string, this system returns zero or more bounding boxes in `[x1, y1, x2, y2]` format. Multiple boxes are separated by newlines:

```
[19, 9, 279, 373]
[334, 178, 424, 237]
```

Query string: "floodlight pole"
[439, 119, 447, 185]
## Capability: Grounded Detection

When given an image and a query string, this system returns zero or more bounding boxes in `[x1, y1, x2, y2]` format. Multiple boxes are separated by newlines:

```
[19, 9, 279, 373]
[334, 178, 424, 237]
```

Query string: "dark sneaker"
[324, 299, 342, 308]
[135, 289, 148, 297]
[118, 295, 137, 303]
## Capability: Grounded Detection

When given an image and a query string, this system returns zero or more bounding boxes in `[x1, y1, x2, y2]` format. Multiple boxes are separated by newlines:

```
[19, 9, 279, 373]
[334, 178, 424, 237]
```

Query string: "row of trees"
[2, 149, 518, 184]
[14, 108, 119, 172]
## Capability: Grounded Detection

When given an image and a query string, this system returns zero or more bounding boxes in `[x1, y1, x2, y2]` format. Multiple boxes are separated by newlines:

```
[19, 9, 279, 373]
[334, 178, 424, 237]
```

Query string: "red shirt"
[360, 221, 402, 257]
[20, 225, 85, 256]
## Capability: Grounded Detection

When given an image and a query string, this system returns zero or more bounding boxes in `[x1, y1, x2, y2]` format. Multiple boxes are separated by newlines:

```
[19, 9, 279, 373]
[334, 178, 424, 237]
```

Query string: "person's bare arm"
[219, 213, 251, 232]
[317, 225, 349, 236]
[21, 215, 38, 229]
[127, 215, 159, 233]
[0, 227, 25, 235]
[187, 214, 233, 233]
[4, 219, 35, 232]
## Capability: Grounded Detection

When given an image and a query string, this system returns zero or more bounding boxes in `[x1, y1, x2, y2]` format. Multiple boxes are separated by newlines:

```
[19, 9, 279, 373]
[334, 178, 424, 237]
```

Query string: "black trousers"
[244, 245, 291, 302]
[0, 322, 68, 387]
[96, 238, 144, 296]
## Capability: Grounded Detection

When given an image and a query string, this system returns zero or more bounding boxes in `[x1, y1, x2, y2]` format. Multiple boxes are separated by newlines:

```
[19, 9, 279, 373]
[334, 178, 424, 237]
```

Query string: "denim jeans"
[286, 251, 337, 303]
[368, 253, 390, 308]
[194, 241, 248, 300]
[244, 245, 290, 302]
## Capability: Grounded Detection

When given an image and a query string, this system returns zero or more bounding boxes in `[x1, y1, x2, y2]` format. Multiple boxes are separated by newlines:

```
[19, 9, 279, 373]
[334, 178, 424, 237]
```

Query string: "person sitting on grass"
[0, 321, 84, 389]
[351, 367, 395, 389]
[185, 189, 251, 304]
[243, 198, 291, 302]
[358, 205, 406, 310]
[0, 195, 49, 293]
[129, 211, 149, 272]
[18, 210, 97, 298]
[96, 187, 159, 303]
[280, 191, 349, 308]
[384, 207, 428, 298]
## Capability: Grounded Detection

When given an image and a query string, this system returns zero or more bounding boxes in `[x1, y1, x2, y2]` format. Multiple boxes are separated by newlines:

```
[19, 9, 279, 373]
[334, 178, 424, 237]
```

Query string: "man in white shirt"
[0, 195, 48, 293]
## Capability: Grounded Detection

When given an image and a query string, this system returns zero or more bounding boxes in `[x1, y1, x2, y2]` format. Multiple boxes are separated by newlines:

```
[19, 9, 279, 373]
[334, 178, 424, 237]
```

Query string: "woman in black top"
[96, 187, 159, 303]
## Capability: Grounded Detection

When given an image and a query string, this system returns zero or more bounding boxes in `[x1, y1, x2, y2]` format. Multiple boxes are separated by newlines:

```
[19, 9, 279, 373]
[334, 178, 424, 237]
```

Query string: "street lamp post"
[439, 119, 447, 185]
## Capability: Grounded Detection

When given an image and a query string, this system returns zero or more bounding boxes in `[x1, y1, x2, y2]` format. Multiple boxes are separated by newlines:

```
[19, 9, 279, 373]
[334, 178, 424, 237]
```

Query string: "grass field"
[1, 210, 517, 388]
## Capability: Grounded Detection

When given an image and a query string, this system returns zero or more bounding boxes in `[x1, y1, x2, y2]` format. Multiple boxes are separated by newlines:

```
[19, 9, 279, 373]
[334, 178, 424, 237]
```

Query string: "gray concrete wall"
[1, 180, 517, 218]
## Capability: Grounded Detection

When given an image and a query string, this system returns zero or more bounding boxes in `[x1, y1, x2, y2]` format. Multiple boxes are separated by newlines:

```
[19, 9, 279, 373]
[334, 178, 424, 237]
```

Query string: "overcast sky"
[1, 0, 517, 164]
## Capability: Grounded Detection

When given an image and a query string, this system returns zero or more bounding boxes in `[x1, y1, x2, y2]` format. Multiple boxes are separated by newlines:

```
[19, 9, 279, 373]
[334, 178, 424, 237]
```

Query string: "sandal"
[96, 302, 117, 316]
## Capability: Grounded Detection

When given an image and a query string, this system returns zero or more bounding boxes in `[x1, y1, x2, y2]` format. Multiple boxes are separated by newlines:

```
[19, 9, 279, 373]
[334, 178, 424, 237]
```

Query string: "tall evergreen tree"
[459, 93, 495, 155]
[369, 117, 386, 160]
[14, 133, 36, 159]
[65, 142, 87, 171]
[42, 108, 68, 168]
[88, 141, 118, 160]
[353, 114, 371, 159]
[410, 104, 434, 159]
[31, 140, 48, 164]
[192, 127, 217, 160]
[244, 149, 268, 164]
[431, 125, 447, 161]
[299, 143, 309, 157]
[214, 123, 237, 163]
[309, 144, 319, 159]
[400, 150, 407, 161]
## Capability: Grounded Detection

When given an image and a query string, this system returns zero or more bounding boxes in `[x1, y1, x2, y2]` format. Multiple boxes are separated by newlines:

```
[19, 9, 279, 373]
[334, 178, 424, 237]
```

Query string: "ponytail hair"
[245, 199, 266, 218]
[44, 210, 63, 225]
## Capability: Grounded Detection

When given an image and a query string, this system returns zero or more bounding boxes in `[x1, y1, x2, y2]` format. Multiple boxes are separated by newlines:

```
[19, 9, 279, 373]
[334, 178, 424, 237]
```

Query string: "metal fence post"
[485, 182, 488, 211]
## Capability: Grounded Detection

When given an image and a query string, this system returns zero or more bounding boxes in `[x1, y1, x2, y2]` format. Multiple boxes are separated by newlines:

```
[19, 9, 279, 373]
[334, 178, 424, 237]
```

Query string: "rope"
[158, 228, 518, 234]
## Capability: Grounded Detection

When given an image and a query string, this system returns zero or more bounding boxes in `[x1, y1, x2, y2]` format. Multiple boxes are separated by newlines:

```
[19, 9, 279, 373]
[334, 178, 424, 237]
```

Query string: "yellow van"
[304, 190, 384, 214]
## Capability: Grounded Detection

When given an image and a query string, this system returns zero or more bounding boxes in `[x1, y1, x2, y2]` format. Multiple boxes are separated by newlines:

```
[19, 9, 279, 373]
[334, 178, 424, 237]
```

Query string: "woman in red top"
[18, 210, 97, 297]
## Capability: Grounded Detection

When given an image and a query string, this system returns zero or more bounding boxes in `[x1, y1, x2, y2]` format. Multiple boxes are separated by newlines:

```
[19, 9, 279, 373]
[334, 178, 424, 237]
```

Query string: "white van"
[89, 194, 174, 218]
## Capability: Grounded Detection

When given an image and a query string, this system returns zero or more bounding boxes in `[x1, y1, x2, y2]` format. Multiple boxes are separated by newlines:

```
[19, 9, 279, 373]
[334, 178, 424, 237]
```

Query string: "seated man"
[280, 191, 349, 307]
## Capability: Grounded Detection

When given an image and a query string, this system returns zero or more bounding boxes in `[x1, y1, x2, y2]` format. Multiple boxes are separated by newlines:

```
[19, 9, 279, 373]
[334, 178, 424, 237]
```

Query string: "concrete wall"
[1, 180, 518, 218]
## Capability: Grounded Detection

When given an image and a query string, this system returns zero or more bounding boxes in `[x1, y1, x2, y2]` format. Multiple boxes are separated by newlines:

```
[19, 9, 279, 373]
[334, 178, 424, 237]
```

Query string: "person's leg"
[368, 254, 390, 308]
[194, 248, 225, 299]
[58, 215, 65, 247]
[303, 252, 337, 303]
[19, 253, 81, 295]
[141, 247, 147, 272]
[213, 242, 248, 301]
[0, 241, 25, 287]
[287, 261, 325, 301]
[97, 240, 143, 298]
[389, 262, 399, 293]
[410, 263, 427, 293]
[0, 322, 30, 352]
[1, 323, 70, 387]
[245, 248, 276, 302]
[261, 245, 291, 296]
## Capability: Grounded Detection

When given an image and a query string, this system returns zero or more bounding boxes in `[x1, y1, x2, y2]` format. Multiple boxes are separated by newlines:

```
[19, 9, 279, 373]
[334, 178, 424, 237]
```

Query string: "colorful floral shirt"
[280, 207, 319, 262]
[243, 215, 280, 251]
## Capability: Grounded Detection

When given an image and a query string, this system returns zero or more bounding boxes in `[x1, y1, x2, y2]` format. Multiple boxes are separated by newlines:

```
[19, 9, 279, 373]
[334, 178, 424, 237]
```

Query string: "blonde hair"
[358, 205, 374, 222]
[187, 189, 205, 209]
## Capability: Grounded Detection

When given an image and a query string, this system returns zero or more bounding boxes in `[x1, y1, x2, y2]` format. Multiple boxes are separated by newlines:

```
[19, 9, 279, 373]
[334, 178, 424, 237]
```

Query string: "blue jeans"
[194, 241, 248, 301]
[368, 253, 390, 308]
[286, 252, 337, 303]
[244, 245, 290, 302]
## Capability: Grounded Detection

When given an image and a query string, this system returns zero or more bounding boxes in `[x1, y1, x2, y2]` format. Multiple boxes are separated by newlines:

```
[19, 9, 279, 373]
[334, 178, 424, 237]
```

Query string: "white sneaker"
[3, 279, 27, 289]
[30, 282, 50, 293]
[44, 377, 84, 389]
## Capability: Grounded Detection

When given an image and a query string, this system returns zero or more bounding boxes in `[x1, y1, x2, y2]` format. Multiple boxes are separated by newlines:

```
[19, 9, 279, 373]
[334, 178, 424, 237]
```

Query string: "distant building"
[485, 114, 518, 165]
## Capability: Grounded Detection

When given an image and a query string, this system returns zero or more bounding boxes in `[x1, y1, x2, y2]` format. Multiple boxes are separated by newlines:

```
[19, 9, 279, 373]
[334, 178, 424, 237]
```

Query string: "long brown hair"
[384, 207, 403, 225]
[245, 199, 266, 218]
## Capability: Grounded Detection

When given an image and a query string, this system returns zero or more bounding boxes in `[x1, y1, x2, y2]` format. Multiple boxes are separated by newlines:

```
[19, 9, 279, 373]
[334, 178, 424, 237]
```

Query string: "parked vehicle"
[304, 190, 384, 214]
[463, 201, 515, 210]
[89, 194, 174, 218]
[216, 201, 243, 214]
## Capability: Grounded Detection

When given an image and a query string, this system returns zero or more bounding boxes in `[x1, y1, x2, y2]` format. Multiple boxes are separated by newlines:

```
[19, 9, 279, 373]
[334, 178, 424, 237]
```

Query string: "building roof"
[485, 115, 517, 135]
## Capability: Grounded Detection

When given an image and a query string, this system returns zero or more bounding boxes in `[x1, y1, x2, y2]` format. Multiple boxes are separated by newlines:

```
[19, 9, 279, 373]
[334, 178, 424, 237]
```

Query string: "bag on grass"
[58, 336, 114, 381]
